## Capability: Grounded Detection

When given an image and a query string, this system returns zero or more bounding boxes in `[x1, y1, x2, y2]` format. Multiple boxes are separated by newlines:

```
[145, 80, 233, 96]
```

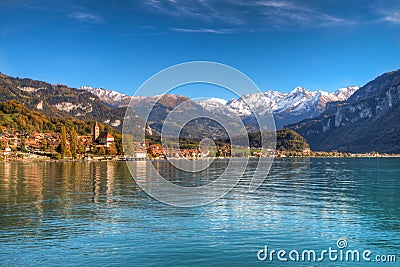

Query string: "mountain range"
[1, 69, 399, 153]
[79, 85, 359, 129]
[289, 69, 400, 153]
[201, 86, 359, 129]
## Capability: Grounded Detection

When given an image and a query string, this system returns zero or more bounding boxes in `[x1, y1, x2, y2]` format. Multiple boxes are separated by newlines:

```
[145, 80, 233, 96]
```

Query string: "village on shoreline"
[2, 152, 400, 162]
[1, 120, 399, 162]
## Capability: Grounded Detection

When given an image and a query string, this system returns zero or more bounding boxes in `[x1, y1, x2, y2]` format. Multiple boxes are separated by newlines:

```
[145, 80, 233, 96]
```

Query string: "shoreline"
[2, 154, 400, 162]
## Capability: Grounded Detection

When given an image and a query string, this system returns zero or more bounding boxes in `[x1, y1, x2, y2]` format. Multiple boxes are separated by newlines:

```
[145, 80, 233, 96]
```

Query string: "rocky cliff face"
[290, 70, 400, 153]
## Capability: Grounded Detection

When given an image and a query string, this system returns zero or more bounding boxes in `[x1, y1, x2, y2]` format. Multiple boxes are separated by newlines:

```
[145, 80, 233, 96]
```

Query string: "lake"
[0, 158, 399, 266]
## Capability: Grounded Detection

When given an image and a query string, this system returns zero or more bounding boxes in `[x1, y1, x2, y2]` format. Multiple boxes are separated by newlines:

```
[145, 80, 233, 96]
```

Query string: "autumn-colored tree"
[91, 145, 98, 154]
[78, 141, 86, 155]
[99, 146, 106, 156]
[107, 142, 117, 155]
[57, 126, 68, 158]
[70, 127, 78, 158]
[65, 149, 72, 158]
[113, 135, 123, 155]
[41, 139, 48, 151]
[123, 134, 134, 156]
[48, 144, 55, 152]
[19, 138, 28, 152]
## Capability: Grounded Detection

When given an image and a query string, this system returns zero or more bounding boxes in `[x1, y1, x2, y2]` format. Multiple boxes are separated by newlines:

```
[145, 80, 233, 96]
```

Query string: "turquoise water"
[0, 158, 399, 266]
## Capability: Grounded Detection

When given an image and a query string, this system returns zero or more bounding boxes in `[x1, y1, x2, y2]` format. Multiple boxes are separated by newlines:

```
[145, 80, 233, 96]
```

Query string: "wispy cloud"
[116, 26, 233, 37]
[170, 27, 234, 34]
[69, 12, 103, 24]
[15, 1, 104, 24]
[142, 0, 354, 31]
[378, 10, 400, 24]
[144, 0, 243, 25]
[251, 1, 354, 28]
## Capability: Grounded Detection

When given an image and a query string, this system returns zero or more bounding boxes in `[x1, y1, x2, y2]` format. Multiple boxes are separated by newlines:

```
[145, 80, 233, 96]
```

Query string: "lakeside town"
[1, 120, 399, 161]
[0, 122, 118, 160]
[0, 121, 235, 161]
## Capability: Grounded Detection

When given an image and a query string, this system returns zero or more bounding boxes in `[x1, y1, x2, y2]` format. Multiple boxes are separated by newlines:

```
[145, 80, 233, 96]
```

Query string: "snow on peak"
[201, 97, 228, 105]
[334, 86, 360, 100]
[79, 86, 132, 107]
[198, 97, 237, 118]
[224, 86, 359, 122]
[290, 86, 307, 94]
[80, 83, 360, 129]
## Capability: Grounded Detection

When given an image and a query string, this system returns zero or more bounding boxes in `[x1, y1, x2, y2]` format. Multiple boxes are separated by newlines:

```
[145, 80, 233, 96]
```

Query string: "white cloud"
[69, 12, 102, 24]
[238, 0, 354, 27]
[142, 0, 354, 32]
[144, 0, 243, 25]
[379, 10, 400, 24]
[170, 27, 234, 34]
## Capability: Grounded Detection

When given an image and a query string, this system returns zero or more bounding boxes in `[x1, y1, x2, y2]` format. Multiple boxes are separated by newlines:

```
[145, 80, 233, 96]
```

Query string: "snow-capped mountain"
[200, 97, 227, 106]
[201, 86, 359, 129]
[334, 86, 360, 100]
[225, 86, 359, 117]
[197, 98, 239, 118]
[80, 84, 359, 129]
[79, 86, 133, 107]
[290, 70, 400, 153]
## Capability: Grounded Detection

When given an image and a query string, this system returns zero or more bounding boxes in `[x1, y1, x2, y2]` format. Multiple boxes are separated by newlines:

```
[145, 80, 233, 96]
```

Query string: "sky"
[1, 0, 400, 99]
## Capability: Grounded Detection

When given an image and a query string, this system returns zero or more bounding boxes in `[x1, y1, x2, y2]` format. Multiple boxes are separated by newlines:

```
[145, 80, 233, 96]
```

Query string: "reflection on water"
[0, 159, 399, 266]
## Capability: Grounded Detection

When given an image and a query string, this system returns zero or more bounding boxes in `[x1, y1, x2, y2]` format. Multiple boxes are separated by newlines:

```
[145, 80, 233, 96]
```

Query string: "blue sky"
[1, 0, 400, 99]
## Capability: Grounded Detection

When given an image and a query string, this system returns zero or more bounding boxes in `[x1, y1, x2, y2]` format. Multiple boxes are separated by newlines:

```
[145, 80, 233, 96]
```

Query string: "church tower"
[93, 122, 100, 141]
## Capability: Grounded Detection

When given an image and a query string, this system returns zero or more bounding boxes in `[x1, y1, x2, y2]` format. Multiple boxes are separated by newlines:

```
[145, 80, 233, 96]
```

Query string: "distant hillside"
[0, 73, 143, 131]
[289, 69, 400, 153]
[0, 100, 118, 136]
[248, 129, 310, 152]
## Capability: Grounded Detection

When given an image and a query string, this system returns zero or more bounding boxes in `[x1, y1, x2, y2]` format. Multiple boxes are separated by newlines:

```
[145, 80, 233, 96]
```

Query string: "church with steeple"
[93, 122, 100, 140]
[92, 122, 114, 148]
